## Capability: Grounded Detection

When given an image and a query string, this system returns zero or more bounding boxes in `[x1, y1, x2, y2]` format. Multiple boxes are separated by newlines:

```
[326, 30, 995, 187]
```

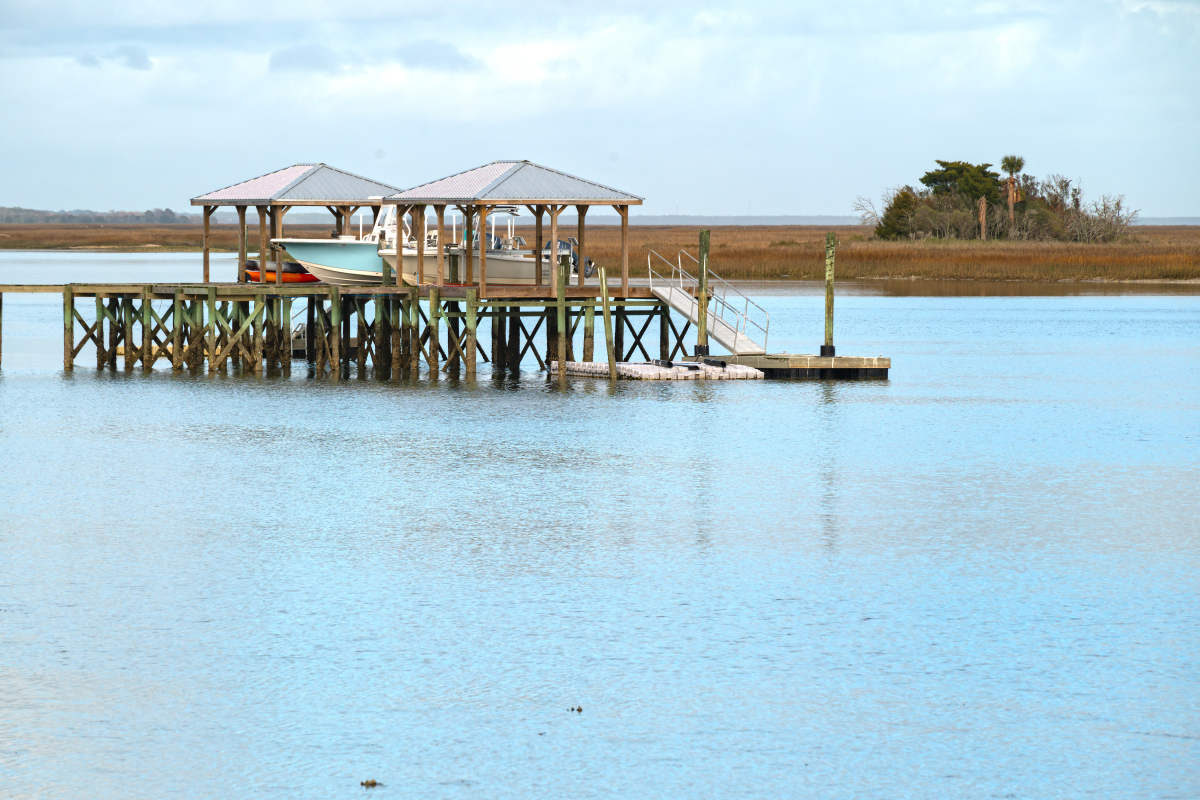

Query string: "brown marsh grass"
[3, 223, 1198, 281]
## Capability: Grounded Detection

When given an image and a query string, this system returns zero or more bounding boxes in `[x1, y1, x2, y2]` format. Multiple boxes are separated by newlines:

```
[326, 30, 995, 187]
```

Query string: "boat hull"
[383, 252, 542, 286]
[274, 239, 385, 286]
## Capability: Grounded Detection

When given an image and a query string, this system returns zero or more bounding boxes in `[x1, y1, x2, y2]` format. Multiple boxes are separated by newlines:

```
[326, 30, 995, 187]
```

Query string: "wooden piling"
[697, 229, 710, 356]
[356, 298, 368, 373]
[429, 287, 440, 374]
[107, 297, 118, 370]
[202, 206, 214, 283]
[659, 303, 670, 360]
[123, 297, 135, 371]
[599, 265, 617, 380]
[252, 296, 264, 373]
[584, 304, 595, 362]
[614, 303, 625, 362]
[491, 302, 504, 370]
[171, 292, 183, 370]
[507, 305, 519, 370]
[465, 289, 478, 379]
[281, 296, 292, 376]
[340, 295, 351, 376]
[328, 289, 341, 378]
[409, 288, 421, 377]
[305, 299, 315, 362]
[556, 260, 567, 381]
[823, 231, 835, 357]
[447, 301, 460, 374]
[206, 287, 218, 371]
[62, 285, 73, 371]
[141, 289, 152, 370]
[390, 296, 401, 376]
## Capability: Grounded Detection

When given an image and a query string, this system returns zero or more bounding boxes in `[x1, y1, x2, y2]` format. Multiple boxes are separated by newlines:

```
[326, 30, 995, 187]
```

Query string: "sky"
[1, 0, 1198, 216]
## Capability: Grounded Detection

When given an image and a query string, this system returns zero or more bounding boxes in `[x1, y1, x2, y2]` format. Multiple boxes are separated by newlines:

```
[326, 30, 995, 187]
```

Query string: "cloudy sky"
[1, 0, 1197, 215]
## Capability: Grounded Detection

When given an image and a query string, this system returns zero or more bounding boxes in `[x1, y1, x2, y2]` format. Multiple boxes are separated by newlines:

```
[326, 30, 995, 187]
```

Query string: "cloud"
[396, 39, 482, 72]
[113, 44, 151, 70]
[76, 54, 101, 68]
[269, 43, 344, 73]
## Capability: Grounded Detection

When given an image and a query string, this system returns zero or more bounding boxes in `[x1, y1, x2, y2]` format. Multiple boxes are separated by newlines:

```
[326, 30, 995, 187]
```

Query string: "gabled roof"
[191, 164, 400, 206]
[388, 161, 642, 206]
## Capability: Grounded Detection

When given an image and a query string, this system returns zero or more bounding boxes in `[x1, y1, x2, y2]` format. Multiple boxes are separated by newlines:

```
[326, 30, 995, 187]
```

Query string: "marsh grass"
[2, 223, 1197, 281]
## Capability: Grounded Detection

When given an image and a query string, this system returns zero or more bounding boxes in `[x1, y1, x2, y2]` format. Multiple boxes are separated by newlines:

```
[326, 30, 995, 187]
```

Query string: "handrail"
[675, 251, 769, 351]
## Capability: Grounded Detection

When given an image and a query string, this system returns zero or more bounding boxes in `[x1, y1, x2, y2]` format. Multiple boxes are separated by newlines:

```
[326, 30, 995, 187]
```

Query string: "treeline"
[0, 206, 198, 224]
[855, 158, 1138, 243]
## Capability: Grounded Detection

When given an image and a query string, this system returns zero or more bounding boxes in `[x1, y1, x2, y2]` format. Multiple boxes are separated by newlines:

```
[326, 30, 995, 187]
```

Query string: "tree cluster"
[0, 207, 198, 224]
[855, 159, 1137, 243]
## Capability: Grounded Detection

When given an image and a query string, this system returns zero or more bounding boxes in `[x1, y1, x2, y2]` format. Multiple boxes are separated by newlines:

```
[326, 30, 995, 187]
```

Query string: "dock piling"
[696, 229, 710, 357]
[465, 289, 478, 379]
[599, 266, 617, 380]
[822, 231, 836, 357]
[62, 286, 73, 371]
[556, 259, 567, 383]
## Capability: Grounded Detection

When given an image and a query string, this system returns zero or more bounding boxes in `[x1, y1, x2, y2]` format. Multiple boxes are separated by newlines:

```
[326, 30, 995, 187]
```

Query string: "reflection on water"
[2, 253, 1199, 799]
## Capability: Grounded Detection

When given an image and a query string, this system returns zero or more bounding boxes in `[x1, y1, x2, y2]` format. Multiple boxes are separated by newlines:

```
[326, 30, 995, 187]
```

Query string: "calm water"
[2, 253, 1198, 799]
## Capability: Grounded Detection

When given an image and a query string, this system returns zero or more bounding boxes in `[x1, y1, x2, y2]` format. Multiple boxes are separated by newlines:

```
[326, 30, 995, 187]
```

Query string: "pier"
[0, 161, 889, 379]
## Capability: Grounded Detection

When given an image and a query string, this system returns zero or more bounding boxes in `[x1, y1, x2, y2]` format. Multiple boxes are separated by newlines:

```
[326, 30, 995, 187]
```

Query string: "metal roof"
[388, 161, 642, 206]
[192, 164, 400, 206]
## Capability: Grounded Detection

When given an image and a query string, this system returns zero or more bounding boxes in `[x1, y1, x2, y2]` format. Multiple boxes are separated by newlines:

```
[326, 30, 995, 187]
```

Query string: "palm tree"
[1001, 155, 1025, 228]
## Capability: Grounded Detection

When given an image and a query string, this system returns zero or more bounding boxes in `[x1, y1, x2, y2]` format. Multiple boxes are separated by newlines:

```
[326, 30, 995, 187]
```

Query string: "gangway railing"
[645, 250, 769, 353]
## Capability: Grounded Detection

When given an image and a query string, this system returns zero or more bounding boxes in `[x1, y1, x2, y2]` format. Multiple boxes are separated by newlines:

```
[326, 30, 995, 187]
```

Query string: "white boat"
[276, 205, 581, 286]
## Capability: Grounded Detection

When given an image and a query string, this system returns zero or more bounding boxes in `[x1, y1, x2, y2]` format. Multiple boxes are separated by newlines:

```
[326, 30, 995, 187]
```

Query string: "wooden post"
[584, 304, 595, 362]
[614, 302, 625, 362]
[306, 298, 315, 362]
[390, 296, 401, 376]
[414, 206, 426, 286]
[556, 258, 567, 378]
[600, 265, 617, 379]
[281, 295, 292, 375]
[465, 289, 477, 379]
[548, 205, 560, 293]
[428, 286, 440, 374]
[464, 207, 474, 286]
[206, 287, 217, 371]
[257, 206, 268, 284]
[479, 205, 489, 296]
[659, 304, 669, 360]
[697, 229, 710, 356]
[62, 286, 73, 371]
[576, 204, 588, 287]
[447, 300, 460, 373]
[399, 290, 411, 372]
[202, 205, 214, 283]
[341, 294, 352, 375]
[107, 297, 118, 370]
[409, 286, 421, 377]
[823, 231, 836, 356]
[617, 204, 629, 296]
[274, 206, 288, 285]
[237, 206, 248, 283]
[252, 295, 264, 373]
[172, 291, 183, 370]
[533, 205, 544, 287]
[329, 286, 341, 379]
[507, 306, 519, 370]
[140, 289, 151, 369]
[355, 298, 367, 373]
[435, 205, 446, 286]
[491, 302, 503, 370]
[123, 296, 135, 371]
[381, 210, 394, 288]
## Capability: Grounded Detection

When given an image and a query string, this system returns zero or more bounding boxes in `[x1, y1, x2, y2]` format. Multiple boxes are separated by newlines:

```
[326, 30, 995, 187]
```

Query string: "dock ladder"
[647, 250, 769, 355]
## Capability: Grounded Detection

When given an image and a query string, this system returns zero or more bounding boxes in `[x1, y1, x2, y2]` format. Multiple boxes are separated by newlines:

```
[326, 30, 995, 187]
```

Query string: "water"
[2, 253, 1198, 799]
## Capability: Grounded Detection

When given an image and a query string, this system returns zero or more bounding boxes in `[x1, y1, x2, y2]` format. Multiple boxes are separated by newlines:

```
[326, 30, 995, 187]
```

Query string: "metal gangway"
[646, 250, 769, 355]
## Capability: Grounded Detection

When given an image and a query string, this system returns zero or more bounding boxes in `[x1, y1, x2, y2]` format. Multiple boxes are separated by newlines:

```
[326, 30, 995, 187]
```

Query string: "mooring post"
[122, 296, 135, 371]
[305, 298, 315, 363]
[62, 286, 73, 371]
[465, 288, 478, 379]
[822, 231, 836, 357]
[428, 287, 440, 374]
[696, 229, 710, 357]
[340, 295, 352, 376]
[599, 265, 617, 380]
[399, 289, 411, 372]
[355, 298, 367, 374]
[659, 304, 670, 360]
[447, 300, 460, 374]
[107, 297, 119, 370]
[556, 258, 568, 381]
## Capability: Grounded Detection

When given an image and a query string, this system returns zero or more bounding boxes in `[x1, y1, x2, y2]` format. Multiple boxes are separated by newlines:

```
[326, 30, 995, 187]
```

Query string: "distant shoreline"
[1, 223, 1197, 282]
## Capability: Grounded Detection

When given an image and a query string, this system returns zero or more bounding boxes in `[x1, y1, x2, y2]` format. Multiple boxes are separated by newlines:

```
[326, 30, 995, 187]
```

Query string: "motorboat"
[274, 206, 584, 286]
[244, 259, 319, 283]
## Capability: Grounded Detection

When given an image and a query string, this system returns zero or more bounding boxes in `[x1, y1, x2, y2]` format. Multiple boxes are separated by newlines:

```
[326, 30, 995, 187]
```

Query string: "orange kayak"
[245, 269, 320, 284]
